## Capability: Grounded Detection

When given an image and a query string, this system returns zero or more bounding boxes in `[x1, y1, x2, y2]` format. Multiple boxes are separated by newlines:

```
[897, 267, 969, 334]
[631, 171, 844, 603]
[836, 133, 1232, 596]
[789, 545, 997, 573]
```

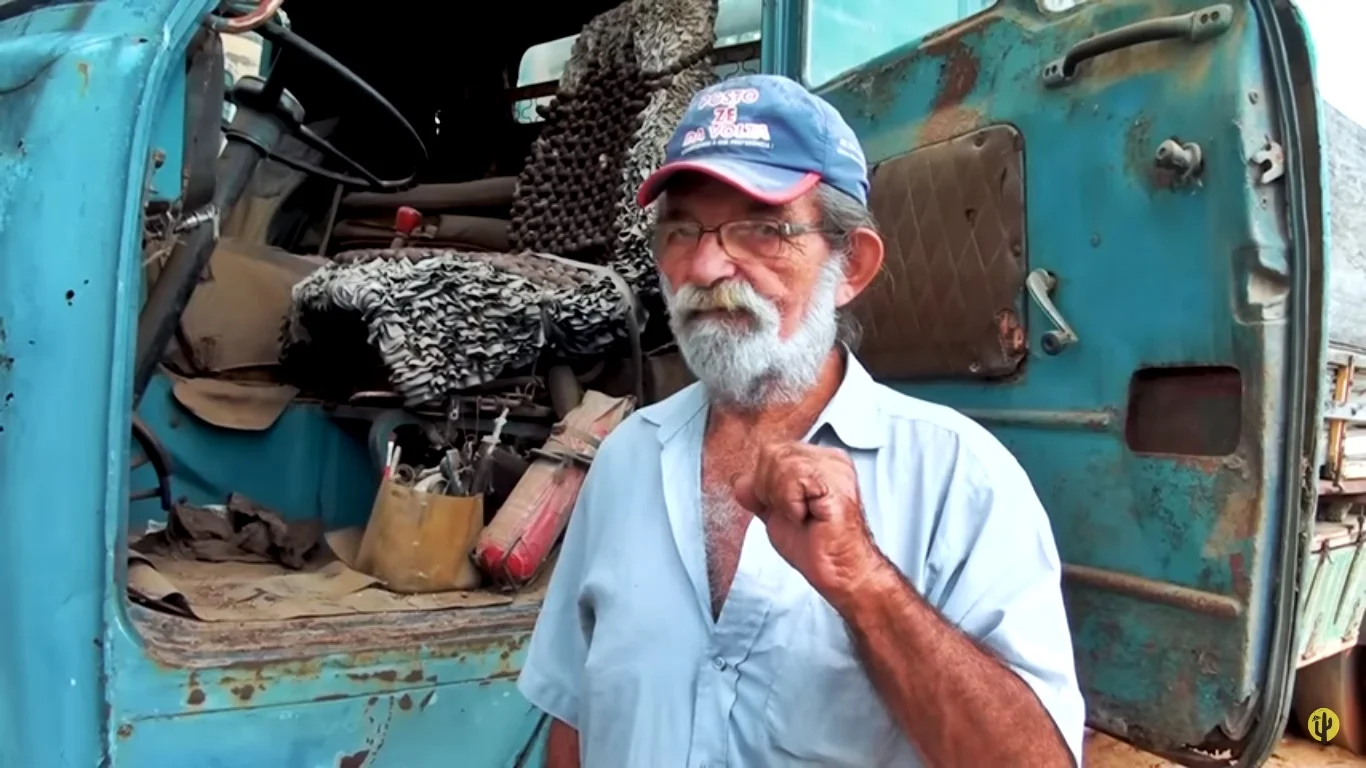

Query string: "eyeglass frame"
[651, 218, 835, 263]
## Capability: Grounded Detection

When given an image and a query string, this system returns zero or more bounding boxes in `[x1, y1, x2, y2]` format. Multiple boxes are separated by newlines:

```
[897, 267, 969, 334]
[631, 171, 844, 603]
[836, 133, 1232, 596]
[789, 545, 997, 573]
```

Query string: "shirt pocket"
[762, 594, 901, 766]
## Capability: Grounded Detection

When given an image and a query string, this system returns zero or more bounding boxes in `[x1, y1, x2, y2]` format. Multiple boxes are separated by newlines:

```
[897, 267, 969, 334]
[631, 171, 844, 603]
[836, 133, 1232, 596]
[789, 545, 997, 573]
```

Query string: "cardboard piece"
[125, 527, 511, 622]
[170, 376, 300, 432]
[355, 480, 485, 594]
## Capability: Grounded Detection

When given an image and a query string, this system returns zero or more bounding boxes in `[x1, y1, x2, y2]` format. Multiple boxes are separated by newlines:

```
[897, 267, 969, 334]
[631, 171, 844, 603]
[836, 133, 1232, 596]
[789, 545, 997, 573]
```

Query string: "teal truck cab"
[0, 0, 1351, 764]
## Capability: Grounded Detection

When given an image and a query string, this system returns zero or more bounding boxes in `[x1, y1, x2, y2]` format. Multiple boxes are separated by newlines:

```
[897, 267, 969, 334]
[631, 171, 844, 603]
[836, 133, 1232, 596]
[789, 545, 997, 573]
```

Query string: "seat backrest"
[507, 0, 720, 301]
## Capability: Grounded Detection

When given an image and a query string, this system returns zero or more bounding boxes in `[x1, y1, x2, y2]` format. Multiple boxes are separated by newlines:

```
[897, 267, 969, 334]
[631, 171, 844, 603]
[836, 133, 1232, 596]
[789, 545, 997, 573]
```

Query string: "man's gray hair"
[813, 183, 879, 351]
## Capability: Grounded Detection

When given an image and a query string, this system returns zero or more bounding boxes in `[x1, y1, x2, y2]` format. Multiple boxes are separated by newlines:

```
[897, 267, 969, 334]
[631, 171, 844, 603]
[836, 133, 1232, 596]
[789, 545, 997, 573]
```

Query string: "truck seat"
[280, 0, 720, 408]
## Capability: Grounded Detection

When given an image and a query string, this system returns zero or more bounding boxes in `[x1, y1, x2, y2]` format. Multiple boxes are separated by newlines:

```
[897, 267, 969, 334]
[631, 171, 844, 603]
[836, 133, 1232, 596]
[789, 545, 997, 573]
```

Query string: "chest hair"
[700, 441, 755, 619]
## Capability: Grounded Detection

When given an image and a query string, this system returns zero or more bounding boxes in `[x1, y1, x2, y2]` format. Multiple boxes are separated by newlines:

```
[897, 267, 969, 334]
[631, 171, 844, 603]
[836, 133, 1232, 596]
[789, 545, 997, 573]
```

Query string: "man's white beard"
[661, 257, 843, 409]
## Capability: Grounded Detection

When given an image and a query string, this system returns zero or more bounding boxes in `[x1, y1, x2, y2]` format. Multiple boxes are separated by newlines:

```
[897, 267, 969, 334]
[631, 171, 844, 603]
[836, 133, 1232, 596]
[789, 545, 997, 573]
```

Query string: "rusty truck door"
[768, 0, 1323, 763]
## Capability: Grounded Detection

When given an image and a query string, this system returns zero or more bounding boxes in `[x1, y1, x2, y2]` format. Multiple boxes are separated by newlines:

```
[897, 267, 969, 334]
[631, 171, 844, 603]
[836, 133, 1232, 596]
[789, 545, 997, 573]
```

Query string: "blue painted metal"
[0, 1, 216, 764]
[110, 680, 539, 768]
[776, 0, 1320, 760]
[0, 0, 1326, 766]
[0, 1, 549, 765]
[128, 373, 376, 532]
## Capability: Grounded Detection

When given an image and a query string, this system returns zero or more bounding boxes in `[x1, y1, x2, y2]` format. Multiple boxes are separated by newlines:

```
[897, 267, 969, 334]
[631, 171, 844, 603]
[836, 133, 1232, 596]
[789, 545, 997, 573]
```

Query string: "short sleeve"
[927, 447, 1086, 766]
[515, 462, 600, 729]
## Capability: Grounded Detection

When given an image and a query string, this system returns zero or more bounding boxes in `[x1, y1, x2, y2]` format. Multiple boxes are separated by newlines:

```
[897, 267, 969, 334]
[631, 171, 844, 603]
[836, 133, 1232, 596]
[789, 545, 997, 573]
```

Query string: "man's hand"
[733, 443, 886, 611]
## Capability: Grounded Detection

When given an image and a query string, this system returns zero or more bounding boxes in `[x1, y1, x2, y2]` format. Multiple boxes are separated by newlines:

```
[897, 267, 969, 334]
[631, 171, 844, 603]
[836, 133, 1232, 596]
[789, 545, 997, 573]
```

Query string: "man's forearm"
[545, 719, 580, 768]
[836, 556, 1073, 767]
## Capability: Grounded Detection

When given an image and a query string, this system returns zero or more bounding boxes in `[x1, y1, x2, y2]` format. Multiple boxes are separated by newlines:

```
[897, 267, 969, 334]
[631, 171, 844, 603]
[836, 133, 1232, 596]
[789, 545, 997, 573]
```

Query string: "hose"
[206, 0, 284, 33]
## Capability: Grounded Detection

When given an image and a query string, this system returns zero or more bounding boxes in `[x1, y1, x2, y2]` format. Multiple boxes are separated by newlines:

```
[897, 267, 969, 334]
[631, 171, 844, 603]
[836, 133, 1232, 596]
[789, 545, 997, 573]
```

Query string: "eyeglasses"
[653, 219, 827, 262]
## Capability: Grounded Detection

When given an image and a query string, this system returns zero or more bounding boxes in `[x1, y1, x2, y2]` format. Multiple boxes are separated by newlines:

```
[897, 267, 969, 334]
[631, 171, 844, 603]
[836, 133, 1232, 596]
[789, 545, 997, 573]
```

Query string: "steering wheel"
[223, 19, 428, 190]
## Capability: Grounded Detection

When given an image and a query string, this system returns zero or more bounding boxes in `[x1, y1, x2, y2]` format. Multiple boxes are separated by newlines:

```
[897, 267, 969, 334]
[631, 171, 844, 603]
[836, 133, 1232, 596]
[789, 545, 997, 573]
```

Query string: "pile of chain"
[508, 0, 718, 302]
[283, 249, 628, 407]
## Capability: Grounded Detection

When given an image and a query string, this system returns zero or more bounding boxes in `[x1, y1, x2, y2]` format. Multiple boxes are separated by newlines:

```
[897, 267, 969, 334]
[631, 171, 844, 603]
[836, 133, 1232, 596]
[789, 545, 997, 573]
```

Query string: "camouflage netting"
[282, 0, 717, 407]
[285, 249, 628, 406]
[510, 0, 720, 301]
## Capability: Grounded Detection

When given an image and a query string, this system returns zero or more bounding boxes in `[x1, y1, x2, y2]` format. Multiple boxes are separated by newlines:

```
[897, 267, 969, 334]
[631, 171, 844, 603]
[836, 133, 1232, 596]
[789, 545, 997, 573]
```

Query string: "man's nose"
[683, 231, 738, 286]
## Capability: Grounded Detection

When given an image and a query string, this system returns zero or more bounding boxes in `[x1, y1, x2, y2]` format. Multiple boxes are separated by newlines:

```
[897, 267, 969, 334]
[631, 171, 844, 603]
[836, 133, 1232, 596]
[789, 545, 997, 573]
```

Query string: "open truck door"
[767, 0, 1324, 762]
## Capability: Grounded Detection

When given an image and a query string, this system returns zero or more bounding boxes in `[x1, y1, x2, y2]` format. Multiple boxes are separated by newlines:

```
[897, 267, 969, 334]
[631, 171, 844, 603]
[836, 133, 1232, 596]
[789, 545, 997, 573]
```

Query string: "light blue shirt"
[517, 355, 1085, 767]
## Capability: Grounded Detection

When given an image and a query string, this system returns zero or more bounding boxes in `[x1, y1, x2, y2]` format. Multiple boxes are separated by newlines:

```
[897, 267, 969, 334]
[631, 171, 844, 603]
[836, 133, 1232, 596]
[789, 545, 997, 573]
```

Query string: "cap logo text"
[696, 87, 760, 110]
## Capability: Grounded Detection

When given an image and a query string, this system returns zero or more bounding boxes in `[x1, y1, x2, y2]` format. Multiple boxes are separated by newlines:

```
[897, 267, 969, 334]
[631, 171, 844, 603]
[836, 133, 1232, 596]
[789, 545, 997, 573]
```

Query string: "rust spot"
[398, 694, 413, 711]
[1228, 552, 1249, 601]
[917, 106, 981, 146]
[187, 688, 205, 706]
[231, 684, 255, 702]
[76, 61, 89, 95]
[376, 670, 397, 683]
[1204, 484, 1260, 563]
[116, 723, 133, 739]
[929, 40, 979, 110]
[338, 750, 370, 768]
[419, 690, 436, 710]
[994, 308, 1026, 357]
[402, 669, 424, 683]
[367, 696, 378, 705]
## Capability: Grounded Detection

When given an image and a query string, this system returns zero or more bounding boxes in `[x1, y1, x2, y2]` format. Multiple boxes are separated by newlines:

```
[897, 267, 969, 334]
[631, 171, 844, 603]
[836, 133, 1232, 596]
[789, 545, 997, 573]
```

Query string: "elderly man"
[516, 74, 1085, 768]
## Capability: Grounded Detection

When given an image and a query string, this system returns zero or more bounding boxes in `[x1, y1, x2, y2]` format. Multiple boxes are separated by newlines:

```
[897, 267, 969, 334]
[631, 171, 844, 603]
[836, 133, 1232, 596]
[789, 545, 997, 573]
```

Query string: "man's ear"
[835, 228, 884, 308]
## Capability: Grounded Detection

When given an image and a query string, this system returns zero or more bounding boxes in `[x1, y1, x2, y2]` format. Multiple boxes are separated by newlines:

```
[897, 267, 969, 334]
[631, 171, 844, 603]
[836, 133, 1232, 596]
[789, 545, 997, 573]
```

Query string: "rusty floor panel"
[1084, 731, 1366, 767]
[128, 583, 547, 668]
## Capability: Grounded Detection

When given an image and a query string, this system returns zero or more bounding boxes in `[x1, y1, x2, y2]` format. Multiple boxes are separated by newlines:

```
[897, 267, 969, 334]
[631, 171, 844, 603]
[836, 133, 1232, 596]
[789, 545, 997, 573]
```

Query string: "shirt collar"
[639, 346, 886, 451]
[808, 350, 885, 450]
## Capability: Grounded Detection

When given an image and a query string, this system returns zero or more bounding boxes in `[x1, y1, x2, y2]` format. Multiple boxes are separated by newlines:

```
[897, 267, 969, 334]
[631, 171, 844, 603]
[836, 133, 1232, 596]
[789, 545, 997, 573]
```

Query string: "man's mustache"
[669, 279, 774, 323]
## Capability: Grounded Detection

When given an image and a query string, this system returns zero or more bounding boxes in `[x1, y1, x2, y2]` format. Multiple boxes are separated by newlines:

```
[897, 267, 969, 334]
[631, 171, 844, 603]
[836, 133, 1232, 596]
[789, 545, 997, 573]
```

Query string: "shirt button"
[712, 656, 727, 671]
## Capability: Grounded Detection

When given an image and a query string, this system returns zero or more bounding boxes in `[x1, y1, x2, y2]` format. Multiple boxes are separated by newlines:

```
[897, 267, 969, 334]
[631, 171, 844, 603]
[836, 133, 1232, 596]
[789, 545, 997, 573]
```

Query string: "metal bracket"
[1252, 140, 1285, 184]
[1026, 269, 1079, 355]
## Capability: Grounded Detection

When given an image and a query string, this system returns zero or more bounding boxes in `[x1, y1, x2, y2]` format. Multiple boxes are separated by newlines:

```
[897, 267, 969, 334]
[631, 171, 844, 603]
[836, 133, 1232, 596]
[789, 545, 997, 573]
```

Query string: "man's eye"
[659, 224, 696, 242]
[736, 222, 782, 239]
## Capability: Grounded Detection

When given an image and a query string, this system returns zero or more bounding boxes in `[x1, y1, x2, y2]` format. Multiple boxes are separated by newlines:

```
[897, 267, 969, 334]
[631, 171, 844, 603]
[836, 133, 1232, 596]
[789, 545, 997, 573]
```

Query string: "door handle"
[1026, 269, 1079, 355]
[1042, 4, 1234, 87]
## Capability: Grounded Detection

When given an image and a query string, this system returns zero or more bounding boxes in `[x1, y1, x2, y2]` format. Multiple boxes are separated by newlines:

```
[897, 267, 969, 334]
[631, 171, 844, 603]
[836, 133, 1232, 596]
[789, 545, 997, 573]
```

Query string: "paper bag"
[354, 478, 484, 593]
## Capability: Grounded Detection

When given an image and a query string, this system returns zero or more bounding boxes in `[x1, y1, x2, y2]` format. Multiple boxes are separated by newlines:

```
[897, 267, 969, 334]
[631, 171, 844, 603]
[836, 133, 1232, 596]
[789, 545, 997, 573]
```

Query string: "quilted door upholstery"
[852, 124, 1028, 380]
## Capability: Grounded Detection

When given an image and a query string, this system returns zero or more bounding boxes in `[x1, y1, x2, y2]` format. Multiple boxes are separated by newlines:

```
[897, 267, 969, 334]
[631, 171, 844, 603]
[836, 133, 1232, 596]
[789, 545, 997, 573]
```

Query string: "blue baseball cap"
[636, 74, 870, 208]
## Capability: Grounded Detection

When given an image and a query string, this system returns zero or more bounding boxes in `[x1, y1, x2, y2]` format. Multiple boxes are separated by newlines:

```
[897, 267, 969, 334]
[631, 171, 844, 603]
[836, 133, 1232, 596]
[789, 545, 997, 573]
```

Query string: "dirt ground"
[1084, 730, 1366, 767]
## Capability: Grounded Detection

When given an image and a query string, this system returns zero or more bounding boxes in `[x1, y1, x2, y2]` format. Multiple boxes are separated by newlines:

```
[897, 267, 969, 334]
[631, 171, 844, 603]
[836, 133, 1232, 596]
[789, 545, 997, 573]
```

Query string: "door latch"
[1155, 139, 1203, 183]
[1026, 269, 1079, 355]
[1252, 140, 1285, 184]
